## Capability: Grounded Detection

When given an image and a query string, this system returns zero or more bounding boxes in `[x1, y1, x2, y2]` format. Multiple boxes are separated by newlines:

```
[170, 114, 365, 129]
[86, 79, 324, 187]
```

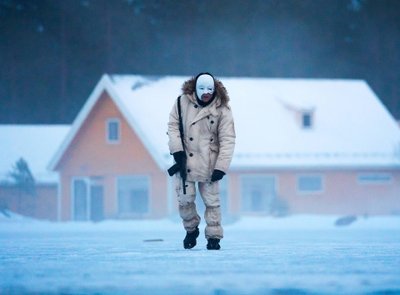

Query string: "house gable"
[56, 91, 158, 174]
[49, 74, 167, 173]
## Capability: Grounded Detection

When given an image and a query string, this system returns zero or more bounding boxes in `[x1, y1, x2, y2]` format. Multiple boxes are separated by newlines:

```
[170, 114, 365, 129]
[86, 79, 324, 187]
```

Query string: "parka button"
[194, 105, 198, 108]
[210, 138, 213, 142]
[190, 137, 193, 141]
[211, 120, 214, 124]
[189, 153, 193, 157]
[187, 169, 191, 173]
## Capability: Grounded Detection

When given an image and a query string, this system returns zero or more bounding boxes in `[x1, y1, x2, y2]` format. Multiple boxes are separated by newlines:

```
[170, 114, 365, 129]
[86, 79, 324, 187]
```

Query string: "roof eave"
[229, 163, 400, 172]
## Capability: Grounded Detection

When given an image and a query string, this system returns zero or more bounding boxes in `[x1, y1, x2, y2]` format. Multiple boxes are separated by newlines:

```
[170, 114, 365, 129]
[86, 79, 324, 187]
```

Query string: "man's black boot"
[206, 238, 221, 250]
[183, 227, 199, 249]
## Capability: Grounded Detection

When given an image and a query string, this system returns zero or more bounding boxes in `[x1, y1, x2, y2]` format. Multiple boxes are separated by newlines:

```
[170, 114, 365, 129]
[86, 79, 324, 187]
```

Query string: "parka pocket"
[210, 144, 219, 153]
[209, 143, 219, 171]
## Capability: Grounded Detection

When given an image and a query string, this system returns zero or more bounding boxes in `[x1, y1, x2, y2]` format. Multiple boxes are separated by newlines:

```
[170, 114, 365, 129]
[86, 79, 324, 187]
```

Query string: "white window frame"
[220, 176, 230, 214]
[239, 174, 278, 214]
[116, 175, 151, 217]
[302, 112, 313, 129]
[357, 173, 393, 185]
[297, 174, 324, 194]
[106, 118, 121, 144]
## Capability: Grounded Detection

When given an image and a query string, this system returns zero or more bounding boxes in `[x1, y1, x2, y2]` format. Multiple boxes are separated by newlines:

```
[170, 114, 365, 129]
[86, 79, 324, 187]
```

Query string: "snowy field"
[1, 212, 400, 295]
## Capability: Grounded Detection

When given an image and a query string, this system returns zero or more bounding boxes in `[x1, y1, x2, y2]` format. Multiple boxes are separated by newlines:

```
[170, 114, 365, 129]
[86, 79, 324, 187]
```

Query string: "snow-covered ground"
[1, 211, 400, 294]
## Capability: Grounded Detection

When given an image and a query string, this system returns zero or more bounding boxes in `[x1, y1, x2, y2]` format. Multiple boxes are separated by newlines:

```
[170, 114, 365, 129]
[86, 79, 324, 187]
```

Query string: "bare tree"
[8, 158, 36, 214]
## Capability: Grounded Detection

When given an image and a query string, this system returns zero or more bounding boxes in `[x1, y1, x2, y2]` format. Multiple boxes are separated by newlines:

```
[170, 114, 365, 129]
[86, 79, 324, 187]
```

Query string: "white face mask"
[195, 74, 215, 103]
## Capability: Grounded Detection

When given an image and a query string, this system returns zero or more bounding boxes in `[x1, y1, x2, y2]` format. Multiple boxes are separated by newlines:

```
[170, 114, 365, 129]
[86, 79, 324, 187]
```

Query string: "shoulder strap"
[177, 95, 182, 123]
[177, 96, 185, 152]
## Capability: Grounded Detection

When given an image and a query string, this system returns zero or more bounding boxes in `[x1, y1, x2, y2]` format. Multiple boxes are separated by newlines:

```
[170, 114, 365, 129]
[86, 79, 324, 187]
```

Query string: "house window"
[220, 177, 229, 214]
[240, 175, 276, 213]
[302, 112, 312, 129]
[297, 175, 323, 193]
[117, 176, 150, 216]
[106, 119, 120, 143]
[358, 173, 392, 185]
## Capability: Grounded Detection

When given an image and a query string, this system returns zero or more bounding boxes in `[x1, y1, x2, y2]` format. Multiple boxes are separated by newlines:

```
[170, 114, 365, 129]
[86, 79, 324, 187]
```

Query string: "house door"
[90, 184, 104, 222]
[73, 179, 88, 221]
[72, 178, 104, 221]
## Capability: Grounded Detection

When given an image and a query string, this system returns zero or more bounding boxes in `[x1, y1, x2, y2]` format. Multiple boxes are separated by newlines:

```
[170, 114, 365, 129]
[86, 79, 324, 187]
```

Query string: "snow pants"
[175, 176, 223, 239]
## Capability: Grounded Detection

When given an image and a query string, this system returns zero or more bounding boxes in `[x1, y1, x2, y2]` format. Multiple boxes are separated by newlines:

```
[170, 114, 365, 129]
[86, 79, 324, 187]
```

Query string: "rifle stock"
[167, 163, 179, 176]
[167, 161, 187, 194]
[181, 158, 187, 194]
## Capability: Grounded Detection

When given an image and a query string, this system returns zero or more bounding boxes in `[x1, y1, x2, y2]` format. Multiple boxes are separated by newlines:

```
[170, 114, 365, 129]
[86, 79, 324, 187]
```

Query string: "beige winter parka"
[168, 77, 236, 182]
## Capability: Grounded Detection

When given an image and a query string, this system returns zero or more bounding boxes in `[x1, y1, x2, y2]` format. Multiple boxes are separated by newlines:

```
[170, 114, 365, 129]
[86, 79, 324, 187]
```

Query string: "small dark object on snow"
[183, 227, 199, 249]
[335, 215, 357, 226]
[0, 209, 11, 218]
[143, 239, 164, 242]
[207, 238, 221, 250]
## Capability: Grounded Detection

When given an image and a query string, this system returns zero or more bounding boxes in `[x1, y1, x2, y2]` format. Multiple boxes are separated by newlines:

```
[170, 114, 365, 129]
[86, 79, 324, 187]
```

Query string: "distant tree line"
[1, 0, 399, 123]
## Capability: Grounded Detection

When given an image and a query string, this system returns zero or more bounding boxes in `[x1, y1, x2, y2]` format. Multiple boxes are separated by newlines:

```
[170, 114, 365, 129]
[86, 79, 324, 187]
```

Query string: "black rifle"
[167, 163, 179, 176]
[168, 96, 187, 194]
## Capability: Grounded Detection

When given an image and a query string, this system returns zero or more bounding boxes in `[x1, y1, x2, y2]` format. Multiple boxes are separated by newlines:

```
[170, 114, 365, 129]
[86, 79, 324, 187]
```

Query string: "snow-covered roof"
[0, 125, 70, 183]
[110, 74, 400, 169]
[48, 74, 400, 172]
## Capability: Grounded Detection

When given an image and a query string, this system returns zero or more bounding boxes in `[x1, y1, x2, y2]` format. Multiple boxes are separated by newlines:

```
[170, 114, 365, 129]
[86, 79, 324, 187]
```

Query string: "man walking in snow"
[168, 73, 235, 250]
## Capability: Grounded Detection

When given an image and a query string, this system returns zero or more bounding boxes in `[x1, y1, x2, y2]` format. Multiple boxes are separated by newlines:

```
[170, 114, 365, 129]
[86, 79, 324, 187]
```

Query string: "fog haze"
[1, 0, 399, 123]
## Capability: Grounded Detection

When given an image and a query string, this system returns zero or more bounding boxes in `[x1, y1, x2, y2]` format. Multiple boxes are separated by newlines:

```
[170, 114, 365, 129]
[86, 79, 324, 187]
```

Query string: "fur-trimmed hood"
[181, 75, 230, 106]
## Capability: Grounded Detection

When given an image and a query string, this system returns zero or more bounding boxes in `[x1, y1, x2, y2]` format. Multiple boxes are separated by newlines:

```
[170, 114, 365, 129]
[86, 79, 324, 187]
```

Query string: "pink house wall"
[227, 169, 400, 216]
[0, 184, 58, 221]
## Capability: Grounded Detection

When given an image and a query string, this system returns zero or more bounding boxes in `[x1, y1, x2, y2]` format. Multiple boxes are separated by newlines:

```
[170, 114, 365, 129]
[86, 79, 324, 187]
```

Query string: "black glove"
[173, 151, 187, 179]
[211, 169, 225, 182]
[173, 151, 186, 166]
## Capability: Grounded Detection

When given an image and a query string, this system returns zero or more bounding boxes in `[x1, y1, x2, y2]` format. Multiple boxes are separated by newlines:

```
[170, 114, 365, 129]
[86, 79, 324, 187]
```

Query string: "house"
[1, 74, 400, 221]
